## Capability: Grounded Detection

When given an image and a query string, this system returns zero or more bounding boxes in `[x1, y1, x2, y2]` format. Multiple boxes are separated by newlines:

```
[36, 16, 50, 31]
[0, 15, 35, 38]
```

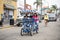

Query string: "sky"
[45, 0, 60, 8]
[26, 0, 60, 8]
[17, 0, 60, 9]
[17, 0, 36, 9]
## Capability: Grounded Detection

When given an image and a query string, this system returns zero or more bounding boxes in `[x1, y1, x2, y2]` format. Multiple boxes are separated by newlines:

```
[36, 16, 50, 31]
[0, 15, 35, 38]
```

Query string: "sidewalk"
[0, 24, 11, 29]
[0, 20, 41, 29]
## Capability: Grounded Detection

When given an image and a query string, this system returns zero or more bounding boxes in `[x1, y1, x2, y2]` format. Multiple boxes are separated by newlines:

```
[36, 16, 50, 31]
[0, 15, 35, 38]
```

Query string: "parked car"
[48, 13, 57, 22]
[16, 16, 24, 22]
[16, 16, 24, 27]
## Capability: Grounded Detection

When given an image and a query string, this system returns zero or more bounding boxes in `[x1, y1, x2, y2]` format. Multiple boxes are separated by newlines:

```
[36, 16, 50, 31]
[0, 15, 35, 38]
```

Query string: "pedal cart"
[20, 17, 38, 36]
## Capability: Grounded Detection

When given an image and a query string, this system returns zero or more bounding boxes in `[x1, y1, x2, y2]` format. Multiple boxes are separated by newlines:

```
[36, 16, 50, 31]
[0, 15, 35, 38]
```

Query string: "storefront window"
[9, 10, 14, 19]
[4, 9, 14, 19]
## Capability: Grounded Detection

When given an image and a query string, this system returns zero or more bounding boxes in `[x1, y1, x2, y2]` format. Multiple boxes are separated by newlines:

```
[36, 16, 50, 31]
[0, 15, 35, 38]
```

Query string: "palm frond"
[33, 2, 37, 5]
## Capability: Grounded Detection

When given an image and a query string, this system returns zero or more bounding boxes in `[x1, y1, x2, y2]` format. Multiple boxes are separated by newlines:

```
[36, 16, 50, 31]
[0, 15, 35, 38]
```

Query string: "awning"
[4, 4, 15, 10]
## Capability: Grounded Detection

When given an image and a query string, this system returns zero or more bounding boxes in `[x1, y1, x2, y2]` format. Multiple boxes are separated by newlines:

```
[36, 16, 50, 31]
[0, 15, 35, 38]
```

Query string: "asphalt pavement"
[0, 20, 60, 40]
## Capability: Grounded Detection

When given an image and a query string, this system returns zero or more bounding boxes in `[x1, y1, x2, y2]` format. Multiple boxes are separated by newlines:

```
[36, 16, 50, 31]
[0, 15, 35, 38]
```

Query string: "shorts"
[45, 19, 48, 22]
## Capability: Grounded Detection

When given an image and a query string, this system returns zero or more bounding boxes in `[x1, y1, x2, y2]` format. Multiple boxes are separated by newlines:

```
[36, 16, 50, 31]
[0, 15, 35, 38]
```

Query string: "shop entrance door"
[3, 9, 9, 24]
[3, 9, 14, 25]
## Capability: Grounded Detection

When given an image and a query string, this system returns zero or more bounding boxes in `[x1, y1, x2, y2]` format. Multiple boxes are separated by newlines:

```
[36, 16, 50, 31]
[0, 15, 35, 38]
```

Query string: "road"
[0, 20, 60, 40]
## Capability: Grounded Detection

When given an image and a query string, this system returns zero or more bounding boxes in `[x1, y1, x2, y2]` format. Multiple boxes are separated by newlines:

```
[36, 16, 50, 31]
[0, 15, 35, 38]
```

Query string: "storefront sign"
[3, 0, 11, 4]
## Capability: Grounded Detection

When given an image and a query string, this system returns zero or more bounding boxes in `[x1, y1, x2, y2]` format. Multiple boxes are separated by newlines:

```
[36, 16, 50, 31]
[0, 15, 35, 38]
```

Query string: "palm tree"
[34, 0, 42, 20]
[51, 5, 57, 14]
[50, 5, 57, 12]
[33, 0, 42, 10]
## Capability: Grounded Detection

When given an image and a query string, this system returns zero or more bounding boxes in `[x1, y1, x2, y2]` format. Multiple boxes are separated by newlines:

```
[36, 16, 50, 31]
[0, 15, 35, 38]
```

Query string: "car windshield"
[48, 14, 55, 17]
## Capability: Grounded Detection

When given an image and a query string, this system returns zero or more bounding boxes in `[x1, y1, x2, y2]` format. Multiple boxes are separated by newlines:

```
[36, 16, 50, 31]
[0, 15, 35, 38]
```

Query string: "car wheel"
[54, 19, 57, 21]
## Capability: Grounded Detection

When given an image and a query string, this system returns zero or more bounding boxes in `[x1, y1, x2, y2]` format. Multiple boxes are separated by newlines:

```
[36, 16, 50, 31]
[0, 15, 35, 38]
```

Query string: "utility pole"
[41, 0, 42, 15]
[39, 0, 42, 20]
[38, 0, 42, 22]
[24, 0, 26, 12]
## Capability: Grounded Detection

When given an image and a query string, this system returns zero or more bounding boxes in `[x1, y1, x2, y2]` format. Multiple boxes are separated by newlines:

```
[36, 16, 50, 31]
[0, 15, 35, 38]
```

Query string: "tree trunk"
[36, 5, 38, 11]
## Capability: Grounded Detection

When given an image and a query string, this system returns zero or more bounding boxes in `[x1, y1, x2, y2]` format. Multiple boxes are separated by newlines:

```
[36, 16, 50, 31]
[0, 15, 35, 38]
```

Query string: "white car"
[48, 13, 57, 21]
[16, 16, 24, 22]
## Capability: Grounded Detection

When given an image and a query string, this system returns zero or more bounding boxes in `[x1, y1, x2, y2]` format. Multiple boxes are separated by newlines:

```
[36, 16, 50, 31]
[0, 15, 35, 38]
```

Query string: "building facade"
[0, 0, 17, 21]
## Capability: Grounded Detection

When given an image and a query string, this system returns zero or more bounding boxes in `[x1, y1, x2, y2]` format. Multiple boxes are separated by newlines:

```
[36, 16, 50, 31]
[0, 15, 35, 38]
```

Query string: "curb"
[0, 26, 11, 29]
